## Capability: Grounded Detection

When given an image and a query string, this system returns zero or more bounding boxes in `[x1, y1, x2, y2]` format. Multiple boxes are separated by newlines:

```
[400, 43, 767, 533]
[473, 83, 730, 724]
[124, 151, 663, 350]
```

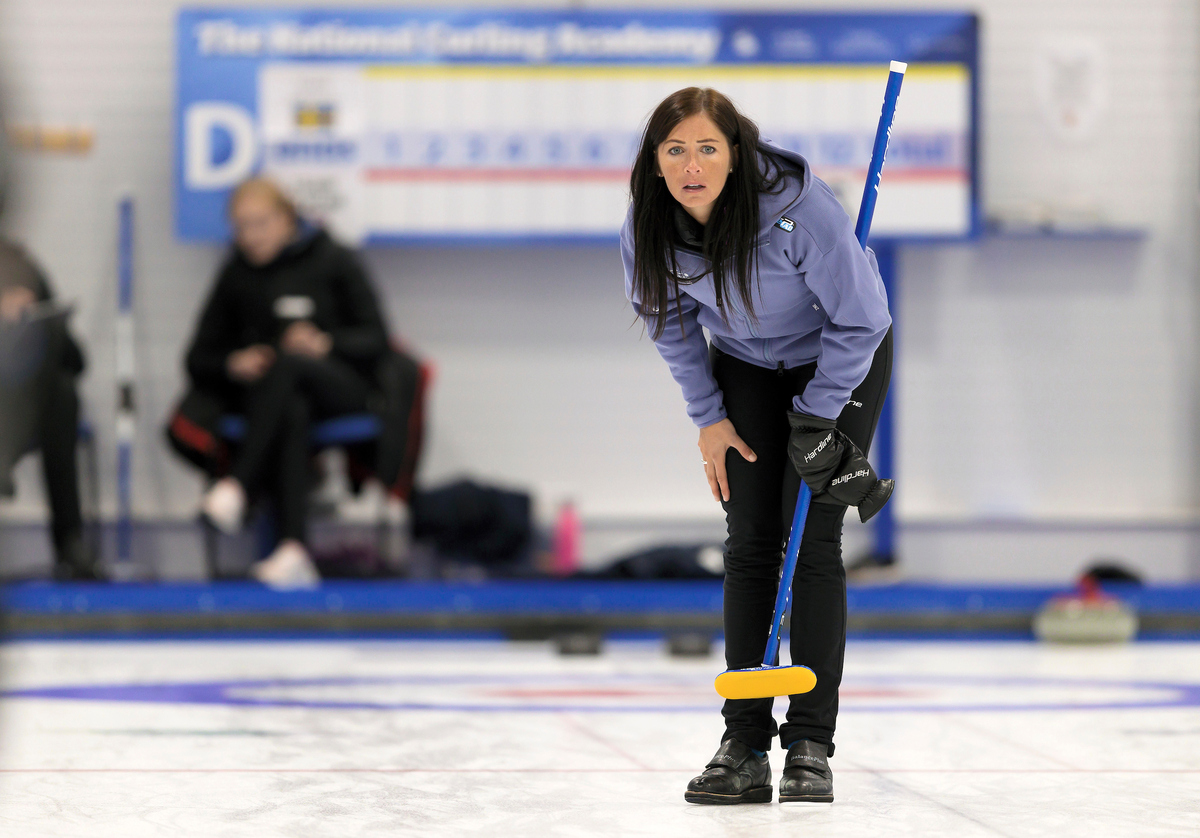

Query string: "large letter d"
[185, 102, 258, 190]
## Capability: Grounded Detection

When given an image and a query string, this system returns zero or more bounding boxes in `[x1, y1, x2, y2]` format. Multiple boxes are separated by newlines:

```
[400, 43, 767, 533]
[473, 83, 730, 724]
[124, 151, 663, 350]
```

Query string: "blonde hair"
[227, 177, 299, 222]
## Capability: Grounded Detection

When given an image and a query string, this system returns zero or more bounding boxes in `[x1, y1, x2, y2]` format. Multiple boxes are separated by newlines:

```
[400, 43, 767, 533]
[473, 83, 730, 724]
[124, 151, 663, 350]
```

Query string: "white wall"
[1, 0, 1197, 579]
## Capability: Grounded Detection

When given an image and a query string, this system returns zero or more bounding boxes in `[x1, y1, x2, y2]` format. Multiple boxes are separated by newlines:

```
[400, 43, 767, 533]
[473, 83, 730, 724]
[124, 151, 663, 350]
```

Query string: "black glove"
[787, 411, 895, 523]
[785, 411, 842, 495]
[823, 440, 895, 523]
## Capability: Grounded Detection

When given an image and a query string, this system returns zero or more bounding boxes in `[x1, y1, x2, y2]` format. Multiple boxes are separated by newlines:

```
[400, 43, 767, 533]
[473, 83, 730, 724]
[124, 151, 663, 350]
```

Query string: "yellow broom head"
[714, 665, 817, 700]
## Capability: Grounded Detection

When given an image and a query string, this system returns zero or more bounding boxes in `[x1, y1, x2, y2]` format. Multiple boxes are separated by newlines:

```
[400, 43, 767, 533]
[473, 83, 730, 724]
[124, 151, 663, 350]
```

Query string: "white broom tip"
[890, 60, 908, 74]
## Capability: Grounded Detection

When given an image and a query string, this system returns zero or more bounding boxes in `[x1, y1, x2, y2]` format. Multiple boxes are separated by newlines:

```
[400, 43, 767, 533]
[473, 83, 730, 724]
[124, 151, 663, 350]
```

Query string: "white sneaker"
[251, 541, 320, 590]
[202, 478, 246, 534]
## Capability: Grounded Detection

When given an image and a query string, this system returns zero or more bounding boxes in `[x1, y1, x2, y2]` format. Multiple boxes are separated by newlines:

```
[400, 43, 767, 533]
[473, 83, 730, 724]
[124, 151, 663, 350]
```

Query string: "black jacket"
[185, 227, 388, 389]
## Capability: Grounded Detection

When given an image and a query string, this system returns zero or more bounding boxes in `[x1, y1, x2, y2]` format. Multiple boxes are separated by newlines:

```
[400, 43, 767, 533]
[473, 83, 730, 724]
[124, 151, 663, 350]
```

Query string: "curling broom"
[715, 60, 906, 701]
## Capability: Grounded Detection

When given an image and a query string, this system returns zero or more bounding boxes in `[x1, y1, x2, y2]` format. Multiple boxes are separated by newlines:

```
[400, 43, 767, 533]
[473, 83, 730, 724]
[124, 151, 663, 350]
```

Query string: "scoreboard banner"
[176, 9, 978, 243]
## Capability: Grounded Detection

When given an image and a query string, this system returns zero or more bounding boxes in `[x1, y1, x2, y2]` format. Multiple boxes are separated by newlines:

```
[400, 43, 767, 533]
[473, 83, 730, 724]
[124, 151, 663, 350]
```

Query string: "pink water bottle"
[551, 500, 581, 577]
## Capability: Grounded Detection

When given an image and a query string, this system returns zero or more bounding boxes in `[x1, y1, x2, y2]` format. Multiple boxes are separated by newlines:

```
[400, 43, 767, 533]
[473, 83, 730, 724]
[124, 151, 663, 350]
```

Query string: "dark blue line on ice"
[7, 674, 1200, 714]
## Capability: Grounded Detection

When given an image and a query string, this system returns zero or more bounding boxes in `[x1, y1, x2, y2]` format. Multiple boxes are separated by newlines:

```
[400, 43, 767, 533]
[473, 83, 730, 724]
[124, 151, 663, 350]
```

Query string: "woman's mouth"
[683, 184, 706, 193]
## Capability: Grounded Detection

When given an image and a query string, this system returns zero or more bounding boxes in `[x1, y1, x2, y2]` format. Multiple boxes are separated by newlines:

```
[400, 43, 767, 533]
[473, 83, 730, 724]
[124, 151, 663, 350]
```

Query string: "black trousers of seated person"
[229, 354, 370, 544]
[713, 329, 892, 756]
[0, 325, 84, 564]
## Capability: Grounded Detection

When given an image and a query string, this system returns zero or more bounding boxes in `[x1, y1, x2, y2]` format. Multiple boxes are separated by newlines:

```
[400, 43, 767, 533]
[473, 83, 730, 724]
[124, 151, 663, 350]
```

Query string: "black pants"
[230, 355, 370, 544]
[714, 329, 892, 755]
[0, 323, 84, 562]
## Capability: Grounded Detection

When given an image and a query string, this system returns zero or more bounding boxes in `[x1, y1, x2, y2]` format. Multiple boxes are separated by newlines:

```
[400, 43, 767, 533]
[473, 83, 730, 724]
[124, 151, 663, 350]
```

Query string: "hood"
[754, 139, 811, 237]
[279, 219, 323, 260]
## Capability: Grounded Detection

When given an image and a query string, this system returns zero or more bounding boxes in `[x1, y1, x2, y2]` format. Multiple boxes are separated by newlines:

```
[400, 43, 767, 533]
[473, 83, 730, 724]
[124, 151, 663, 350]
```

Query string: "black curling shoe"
[779, 739, 834, 803]
[684, 738, 772, 805]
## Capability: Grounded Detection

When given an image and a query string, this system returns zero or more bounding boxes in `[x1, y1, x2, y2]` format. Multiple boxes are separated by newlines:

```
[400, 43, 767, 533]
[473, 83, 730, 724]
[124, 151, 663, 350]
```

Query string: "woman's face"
[656, 112, 735, 225]
[231, 191, 296, 267]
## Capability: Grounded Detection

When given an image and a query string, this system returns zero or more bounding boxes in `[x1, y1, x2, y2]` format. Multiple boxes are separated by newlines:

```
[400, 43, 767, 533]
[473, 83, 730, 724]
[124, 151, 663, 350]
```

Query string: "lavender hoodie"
[621, 141, 891, 427]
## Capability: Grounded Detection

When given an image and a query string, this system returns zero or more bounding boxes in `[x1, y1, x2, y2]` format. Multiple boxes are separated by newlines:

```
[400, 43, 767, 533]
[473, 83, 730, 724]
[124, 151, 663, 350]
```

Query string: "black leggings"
[714, 329, 892, 755]
[231, 354, 370, 544]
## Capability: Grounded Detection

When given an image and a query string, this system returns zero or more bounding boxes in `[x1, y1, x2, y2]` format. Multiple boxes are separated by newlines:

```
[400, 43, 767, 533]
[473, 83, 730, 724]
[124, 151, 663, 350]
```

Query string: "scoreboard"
[177, 10, 978, 244]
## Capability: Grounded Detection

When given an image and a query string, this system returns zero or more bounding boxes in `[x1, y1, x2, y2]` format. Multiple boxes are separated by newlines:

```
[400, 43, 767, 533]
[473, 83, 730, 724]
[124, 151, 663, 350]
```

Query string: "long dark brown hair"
[629, 87, 781, 339]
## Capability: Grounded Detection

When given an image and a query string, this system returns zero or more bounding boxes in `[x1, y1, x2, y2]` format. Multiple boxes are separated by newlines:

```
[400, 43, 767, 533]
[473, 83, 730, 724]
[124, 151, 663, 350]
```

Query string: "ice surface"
[1, 638, 1198, 837]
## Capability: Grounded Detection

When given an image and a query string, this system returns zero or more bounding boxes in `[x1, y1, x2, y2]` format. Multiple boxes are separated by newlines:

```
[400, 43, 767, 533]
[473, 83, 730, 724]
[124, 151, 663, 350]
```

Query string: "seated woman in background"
[184, 178, 389, 588]
[0, 239, 94, 579]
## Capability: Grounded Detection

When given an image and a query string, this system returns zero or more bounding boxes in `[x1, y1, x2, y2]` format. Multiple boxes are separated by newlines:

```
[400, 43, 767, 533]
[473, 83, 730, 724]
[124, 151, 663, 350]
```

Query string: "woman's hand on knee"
[698, 418, 757, 503]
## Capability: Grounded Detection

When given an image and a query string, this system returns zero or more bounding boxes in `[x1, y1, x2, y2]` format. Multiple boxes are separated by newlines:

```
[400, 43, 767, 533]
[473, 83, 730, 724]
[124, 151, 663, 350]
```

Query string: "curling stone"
[555, 632, 604, 656]
[1032, 577, 1138, 644]
[667, 632, 714, 658]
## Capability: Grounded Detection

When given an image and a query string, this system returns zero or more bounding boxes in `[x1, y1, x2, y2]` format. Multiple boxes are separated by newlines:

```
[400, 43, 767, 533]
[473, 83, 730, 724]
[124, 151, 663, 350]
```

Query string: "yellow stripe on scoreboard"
[362, 63, 968, 83]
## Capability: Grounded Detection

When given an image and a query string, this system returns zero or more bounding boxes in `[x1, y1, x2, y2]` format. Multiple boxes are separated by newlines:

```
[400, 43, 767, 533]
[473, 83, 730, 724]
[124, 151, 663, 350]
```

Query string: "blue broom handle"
[855, 62, 906, 247]
[760, 61, 906, 669]
[762, 482, 812, 666]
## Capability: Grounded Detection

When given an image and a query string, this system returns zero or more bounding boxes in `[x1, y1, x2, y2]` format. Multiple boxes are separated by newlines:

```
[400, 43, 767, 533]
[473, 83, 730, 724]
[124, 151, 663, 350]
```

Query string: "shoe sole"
[684, 786, 772, 805]
[779, 794, 834, 805]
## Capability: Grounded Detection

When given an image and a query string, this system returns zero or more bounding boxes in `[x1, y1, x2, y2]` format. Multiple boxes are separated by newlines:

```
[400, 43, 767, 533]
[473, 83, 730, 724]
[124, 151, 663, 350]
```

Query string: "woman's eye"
[702, 146, 716, 154]
[668, 147, 683, 155]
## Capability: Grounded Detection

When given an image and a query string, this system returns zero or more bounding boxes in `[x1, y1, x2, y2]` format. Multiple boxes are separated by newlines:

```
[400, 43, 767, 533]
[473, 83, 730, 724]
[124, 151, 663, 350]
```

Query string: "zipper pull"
[777, 362, 785, 377]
